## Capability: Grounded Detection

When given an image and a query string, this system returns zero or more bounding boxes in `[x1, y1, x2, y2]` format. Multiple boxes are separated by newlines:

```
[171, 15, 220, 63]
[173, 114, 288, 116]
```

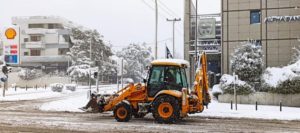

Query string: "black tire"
[152, 95, 180, 124]
[113, 102, 132, 122]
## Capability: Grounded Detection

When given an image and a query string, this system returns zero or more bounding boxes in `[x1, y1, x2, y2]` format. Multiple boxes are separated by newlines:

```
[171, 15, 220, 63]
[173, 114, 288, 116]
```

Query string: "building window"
[30, 36, 42, 42]
[28, 24, 44, 28]
[58, 48, 69, 55]
[250, 10, 261, 24]
[24, 52, 29, 56]
[24, 38, 29, 42]
[48, 23, 63, 29]
[30, 50, 41, 56]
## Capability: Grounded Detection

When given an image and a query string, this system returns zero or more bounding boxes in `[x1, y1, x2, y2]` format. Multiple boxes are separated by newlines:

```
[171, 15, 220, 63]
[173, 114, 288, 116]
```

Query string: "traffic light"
[2, 65, 8, 75]
[93, 72, 98, 78]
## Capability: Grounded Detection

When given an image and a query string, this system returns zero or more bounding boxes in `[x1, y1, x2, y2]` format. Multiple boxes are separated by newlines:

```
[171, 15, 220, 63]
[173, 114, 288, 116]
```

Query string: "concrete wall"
[218, 92, 300, 107]
[7, 72, 70, 88]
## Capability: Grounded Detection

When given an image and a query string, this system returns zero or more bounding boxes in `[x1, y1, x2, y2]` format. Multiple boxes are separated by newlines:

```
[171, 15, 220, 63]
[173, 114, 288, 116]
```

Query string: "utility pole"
[121, 59, 124, 89]
[166, 18, 181, 57]
[89, 38, 92, 92]
[195, 0, 198, 61]
[155, 0, 158, 59]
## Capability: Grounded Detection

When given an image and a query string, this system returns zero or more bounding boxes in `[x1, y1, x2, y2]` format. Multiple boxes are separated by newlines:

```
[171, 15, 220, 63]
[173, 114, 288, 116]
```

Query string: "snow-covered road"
[0, 85, 300, 132]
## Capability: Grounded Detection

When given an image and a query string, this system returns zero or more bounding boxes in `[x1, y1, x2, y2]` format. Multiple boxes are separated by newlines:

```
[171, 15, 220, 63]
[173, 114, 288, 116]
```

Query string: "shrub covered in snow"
[18, 68, 42, 80]
[50, 83, 64, 92]
[261, 60, 300, 94]
[65, 84, 77, 91]
[220, 74, 254, 95]
[212, 84, 222, 99]
[230, 41, 263, 84]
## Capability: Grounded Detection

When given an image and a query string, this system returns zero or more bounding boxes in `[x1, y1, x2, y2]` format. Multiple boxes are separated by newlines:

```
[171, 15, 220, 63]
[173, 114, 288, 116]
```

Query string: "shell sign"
[5, 28, 17, 39]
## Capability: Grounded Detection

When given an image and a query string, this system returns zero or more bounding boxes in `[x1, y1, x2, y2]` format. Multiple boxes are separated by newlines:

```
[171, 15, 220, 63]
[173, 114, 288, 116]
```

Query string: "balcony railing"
[25, 41, 46, 49]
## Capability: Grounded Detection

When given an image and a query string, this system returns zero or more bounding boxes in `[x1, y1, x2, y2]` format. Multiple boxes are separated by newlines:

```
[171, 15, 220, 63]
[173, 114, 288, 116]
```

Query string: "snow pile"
[212, 84, 222, 94]
[40, 84, 118, 112]
[0, 87, 84, 101]
[192, 100, 300, 121]
[262, 60, 300, 88]
[262, 67, 297, 88]
[212, 84, 222, 99]
[219, 74, 254, 95]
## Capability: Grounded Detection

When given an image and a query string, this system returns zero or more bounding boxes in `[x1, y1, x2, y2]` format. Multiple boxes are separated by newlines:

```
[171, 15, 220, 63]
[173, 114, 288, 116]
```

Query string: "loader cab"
[147, 59, 189, 97]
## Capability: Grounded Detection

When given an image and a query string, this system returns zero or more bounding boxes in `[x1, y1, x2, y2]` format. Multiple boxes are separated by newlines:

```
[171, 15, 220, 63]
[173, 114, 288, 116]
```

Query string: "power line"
[157, 0, 180, 18]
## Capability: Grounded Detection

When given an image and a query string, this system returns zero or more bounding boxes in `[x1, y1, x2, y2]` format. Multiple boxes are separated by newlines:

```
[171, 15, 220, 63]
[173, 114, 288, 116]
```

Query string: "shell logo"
[5, 28, 17, 39]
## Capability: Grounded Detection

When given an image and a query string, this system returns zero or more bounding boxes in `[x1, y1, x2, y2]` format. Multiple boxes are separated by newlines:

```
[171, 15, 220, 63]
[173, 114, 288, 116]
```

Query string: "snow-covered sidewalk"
[192, 100, 300, 121]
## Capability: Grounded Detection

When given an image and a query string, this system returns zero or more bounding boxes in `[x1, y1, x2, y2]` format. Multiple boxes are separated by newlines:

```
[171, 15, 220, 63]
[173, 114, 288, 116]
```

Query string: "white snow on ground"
[39, 84, 119, 112]
[0, 88, 66, 101]
[39, 84, 300, 121]
[192, 100, 300, 121]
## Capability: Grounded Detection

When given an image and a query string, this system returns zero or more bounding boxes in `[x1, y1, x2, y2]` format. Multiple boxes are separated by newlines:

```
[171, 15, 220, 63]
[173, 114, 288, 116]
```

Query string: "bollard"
[280, 101, 282, 112]
[255, 101, 258, 111]
[231, 100, 233, 110]
[15, 85, 17, 91]
[44, 84, 47, 90]
[26, 85, 28, 91]
[35, 85, 37, 90]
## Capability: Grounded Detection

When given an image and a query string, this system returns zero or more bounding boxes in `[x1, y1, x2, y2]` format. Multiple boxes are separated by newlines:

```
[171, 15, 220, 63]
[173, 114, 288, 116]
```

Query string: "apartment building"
[11, 16, 73, 71]
[222, 0, 300, 74]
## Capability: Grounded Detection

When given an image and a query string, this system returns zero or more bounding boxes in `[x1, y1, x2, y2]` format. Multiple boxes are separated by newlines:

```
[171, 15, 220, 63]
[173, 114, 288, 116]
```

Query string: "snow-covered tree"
[117, 43, 154, 82]
[230, 41, 263, 83]
[68, 27, 114, 82]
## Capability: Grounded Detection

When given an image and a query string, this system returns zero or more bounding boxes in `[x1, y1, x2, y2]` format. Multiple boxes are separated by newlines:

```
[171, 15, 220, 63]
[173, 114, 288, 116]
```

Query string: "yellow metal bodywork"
[102, 53, 210, 119]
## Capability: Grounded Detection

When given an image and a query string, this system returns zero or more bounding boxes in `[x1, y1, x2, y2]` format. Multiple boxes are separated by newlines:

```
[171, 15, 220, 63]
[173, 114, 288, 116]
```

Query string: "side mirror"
[143, 78, 147, 83]
[145, 66, 150, 70]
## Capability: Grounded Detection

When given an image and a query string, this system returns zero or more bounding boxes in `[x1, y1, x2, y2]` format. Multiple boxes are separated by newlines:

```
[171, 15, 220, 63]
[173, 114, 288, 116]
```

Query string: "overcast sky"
[0, 0, 220, 58]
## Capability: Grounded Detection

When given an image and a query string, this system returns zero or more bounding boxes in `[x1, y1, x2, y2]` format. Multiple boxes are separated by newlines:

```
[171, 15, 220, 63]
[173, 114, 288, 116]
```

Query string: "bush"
[212, 84, 222, 99]
[50, 83, 64, 92]
[263, 77, 300, 94]
[220, 74, 254, 95]
[18, 68, 42, 80]
[65, 84, 77, 91]
[230, 41, 263, 83]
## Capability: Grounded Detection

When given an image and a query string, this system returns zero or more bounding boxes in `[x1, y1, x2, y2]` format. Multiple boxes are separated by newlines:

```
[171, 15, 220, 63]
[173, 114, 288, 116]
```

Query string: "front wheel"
[152, 95, 180, 124]
[113, 102, 132, 122]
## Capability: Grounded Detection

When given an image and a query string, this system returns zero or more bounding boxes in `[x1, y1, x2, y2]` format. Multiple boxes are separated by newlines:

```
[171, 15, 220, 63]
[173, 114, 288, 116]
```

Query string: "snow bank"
[212, 84, 222, 94]
[192, 100, 300, 121]
[262, 60, 300, 87]
[40, 85, 118, 112]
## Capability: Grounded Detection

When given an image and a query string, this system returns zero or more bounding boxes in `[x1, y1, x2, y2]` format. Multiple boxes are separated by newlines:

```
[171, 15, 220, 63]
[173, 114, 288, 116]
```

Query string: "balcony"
[25, 41, 46, 49]
[21, 55, 70, 63]
[24, 29, 70, 35]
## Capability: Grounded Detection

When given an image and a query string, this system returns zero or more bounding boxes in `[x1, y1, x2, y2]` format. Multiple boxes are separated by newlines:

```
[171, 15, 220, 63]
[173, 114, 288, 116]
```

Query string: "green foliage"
[231, 41, 263, 83]
[264, 77, 300, 94]
[222, 83, 254, 95]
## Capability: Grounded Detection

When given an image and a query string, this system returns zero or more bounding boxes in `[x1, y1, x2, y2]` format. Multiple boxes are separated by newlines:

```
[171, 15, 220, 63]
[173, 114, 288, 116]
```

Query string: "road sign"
[2, 26, 20, 64]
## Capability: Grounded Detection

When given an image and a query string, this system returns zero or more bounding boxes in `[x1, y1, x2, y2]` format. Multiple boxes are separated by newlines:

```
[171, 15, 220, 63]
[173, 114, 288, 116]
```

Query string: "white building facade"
[11, 16, 73, 71]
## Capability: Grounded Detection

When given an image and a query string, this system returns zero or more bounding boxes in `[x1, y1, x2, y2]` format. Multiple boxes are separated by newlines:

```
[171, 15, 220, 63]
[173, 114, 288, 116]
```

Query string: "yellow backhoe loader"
[96, 52, 210, 123]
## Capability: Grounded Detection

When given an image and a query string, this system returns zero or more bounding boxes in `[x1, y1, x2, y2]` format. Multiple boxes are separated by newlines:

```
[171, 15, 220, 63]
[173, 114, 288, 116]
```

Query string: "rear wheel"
[114, 102, 132, 122]
[152, 95, 180, 124]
